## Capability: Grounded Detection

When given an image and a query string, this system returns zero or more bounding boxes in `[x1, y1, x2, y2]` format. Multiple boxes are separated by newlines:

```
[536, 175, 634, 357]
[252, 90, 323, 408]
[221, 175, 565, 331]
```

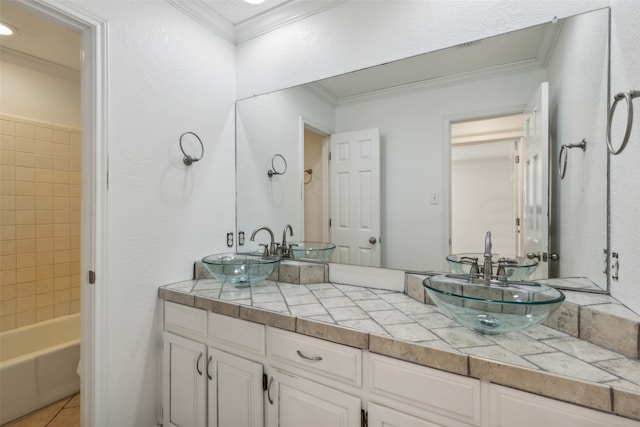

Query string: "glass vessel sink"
[201, 252, 280, 286]
[290, 242, 336, 261]
[423, 273, 565, 334]
[446, 253, 538, 280]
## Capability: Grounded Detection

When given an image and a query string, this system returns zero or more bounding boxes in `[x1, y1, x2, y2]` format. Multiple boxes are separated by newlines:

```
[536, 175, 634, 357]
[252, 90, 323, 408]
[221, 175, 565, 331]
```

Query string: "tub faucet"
[281, 224, 294, 257]
[483, 231, 493, 280]
[250, 226, 277, 256]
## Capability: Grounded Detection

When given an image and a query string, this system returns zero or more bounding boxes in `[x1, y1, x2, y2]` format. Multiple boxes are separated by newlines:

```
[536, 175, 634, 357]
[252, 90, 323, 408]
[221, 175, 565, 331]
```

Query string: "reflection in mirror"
[236, 8, 610, 291]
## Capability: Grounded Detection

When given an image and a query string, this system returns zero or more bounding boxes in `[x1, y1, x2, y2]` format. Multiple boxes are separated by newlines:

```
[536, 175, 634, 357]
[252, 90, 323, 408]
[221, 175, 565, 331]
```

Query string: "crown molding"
[0, 46, 80, 82]
[165, 0, 235, 43]
[167, 0, 347, 45]
[334, 59, 546, 107]
[235, 0, 347, 44]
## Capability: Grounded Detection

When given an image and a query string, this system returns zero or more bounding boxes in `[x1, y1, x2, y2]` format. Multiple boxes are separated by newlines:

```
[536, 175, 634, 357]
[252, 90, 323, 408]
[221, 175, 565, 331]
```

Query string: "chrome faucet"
[250, 226, 277, 256]
[483, 231, 493, 280]
[281, 224, 294, 257]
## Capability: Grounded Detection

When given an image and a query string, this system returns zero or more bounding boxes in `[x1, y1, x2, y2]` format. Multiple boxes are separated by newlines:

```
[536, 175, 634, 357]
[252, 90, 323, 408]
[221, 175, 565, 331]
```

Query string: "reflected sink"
[446, 253, 538, 280]
[423, 273, 564, 334]
[290, 242, 336, 261]
[202, 252, 280, 287]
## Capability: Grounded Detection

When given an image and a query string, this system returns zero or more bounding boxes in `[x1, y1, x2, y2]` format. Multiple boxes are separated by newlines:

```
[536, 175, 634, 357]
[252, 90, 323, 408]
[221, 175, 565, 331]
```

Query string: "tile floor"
[1, 393, 79, 427]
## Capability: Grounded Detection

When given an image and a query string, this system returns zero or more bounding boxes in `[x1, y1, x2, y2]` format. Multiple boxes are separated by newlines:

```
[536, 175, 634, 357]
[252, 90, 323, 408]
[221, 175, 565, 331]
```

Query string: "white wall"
[608, 0, 640, 314]
[0, 60, 80, 128]
[237, 0, 640, 315]
[236, 85, 334, 251]
[547, 8, 608, 284]
[333, 68, 545, 270]
[68, 1, 236, 425]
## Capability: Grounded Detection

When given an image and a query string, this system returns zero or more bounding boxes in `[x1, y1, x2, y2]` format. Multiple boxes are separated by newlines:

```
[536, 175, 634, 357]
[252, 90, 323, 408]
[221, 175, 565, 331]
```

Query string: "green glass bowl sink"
[446, 253, 538, 280]
[290, 242, 336, 261]
[202, 252, 280, 286]
[423, 273, 564, 334]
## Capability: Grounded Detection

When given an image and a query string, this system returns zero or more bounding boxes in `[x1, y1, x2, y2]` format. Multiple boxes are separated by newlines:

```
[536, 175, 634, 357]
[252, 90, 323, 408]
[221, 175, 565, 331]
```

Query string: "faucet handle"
[258, 244, 269, 256]
[287, 243, 299, 258]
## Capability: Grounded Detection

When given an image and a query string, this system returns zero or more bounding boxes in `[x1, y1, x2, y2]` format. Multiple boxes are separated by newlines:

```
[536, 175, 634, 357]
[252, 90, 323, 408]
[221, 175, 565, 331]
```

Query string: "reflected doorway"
[450, 114, 524, 257]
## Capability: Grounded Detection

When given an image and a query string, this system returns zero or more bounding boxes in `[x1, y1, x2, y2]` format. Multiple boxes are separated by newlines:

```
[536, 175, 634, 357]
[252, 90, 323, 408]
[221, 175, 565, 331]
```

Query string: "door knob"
[526, 252, 540, 261]
[549, 253, 560, 261]
[369, 237, 377, 244]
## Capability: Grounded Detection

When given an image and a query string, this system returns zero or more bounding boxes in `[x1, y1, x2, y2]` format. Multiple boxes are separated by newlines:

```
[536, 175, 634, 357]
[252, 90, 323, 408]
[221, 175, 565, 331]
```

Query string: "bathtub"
[0, 313, 80, 424]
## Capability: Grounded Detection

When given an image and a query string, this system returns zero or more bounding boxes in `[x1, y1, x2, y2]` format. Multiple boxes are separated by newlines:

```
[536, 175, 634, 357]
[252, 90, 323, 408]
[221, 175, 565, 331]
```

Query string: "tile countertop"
[158, 278, 640, 422]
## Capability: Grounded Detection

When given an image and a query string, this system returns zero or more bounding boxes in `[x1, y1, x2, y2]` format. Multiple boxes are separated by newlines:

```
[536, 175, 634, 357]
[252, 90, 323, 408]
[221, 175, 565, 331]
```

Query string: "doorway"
[1, 1, 107, 425]
[303, 127, 328, 242]
[450, 114, 524, 257]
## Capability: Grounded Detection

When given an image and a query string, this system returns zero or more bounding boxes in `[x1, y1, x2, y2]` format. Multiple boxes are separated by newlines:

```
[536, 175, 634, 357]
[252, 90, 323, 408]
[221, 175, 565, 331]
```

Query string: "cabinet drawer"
[268, 328, 362, 387]
[208, 312, 266, 357]
[369, 353, 481, 426]
[164, 301, 207, 340]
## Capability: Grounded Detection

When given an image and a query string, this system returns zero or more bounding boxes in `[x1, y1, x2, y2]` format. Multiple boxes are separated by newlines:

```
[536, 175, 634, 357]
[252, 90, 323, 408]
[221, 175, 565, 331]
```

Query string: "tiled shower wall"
[0, 114, 81, 332]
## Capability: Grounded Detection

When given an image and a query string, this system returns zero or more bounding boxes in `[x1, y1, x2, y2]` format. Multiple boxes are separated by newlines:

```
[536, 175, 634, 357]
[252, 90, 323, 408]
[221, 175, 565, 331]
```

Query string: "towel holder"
[607, 90, 640, 155]
[558, 138, 587, 179]
[267, 154, 287, 177]
[179, 132, 204, 166]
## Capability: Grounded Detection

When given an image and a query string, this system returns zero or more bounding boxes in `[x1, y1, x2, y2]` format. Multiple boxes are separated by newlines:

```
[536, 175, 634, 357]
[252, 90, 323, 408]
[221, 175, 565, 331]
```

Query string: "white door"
[522, 82, 549, 278]
[163, 332, 207, 427]
[267, 370, 361, 427]
[208, 348, 264, 427]
[329, 129, 381, 267]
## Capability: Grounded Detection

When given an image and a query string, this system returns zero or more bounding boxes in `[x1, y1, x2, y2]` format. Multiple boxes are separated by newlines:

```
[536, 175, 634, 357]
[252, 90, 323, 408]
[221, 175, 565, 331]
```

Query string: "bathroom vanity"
[158, 262, 640, 427]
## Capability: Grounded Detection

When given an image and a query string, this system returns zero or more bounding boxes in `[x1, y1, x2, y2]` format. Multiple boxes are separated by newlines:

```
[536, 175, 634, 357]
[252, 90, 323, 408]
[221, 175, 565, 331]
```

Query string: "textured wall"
[68, 1, 237, 425]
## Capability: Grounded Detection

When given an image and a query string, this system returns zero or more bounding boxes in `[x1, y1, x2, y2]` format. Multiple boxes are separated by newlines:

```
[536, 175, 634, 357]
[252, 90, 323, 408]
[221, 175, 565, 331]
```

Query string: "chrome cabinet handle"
[196, 352, 203, 376]
[207, 355, 212, 380]
[369, 237, 377, 244]
[267, 376, 274, 405]
[296, 350, 323, 361]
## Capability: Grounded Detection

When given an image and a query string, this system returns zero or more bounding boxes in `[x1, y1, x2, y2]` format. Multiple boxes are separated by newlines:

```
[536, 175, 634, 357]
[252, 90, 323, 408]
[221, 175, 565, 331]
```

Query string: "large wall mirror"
[236, 8, 610, 291]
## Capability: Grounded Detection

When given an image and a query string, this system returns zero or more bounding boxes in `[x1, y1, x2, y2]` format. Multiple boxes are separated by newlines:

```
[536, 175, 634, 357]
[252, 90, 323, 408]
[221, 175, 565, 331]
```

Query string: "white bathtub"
[0, 313, 80, 424]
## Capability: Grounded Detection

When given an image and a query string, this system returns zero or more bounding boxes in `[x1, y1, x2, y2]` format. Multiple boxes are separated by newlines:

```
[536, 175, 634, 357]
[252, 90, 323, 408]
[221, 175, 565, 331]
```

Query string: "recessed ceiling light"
[244, 0, 265, 4]
[0, 22, 14, 36]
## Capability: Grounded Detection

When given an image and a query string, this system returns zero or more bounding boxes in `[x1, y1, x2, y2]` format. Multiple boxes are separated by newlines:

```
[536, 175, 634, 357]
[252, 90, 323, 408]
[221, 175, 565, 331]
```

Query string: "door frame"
[298, 117, 332, 242]
[442, 105, 525, 269]
[18, 1, 109, 425]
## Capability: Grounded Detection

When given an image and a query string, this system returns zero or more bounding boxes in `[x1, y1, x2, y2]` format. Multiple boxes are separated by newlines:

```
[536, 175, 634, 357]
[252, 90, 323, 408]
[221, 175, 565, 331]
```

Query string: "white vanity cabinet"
[266, 370, 362, 427]
[162, 302, 265, 427]
[488, 384, 640, 427]
[265, 327, 364, 427]
[367, 353, 481, 427]
[163, 332, 207, 427]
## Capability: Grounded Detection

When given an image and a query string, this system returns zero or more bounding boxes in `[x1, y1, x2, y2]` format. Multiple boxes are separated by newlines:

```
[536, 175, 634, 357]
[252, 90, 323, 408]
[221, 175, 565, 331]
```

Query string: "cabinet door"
[368, 402, 446, 427]
[489, 384, 640, 427]
[163, 332, 207, 427]
[208, 348, 264, 427]
[267, 370, 361, 427]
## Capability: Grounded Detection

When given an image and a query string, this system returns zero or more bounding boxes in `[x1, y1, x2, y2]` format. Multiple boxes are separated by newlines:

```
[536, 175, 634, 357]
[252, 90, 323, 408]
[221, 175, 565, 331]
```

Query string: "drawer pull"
[296, 350, 323, 361]
[207, 355, 212, 380]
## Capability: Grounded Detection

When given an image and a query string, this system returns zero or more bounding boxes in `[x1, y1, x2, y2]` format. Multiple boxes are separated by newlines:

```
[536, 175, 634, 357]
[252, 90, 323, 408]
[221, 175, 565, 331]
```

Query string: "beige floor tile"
[47, 407, 79, 427]
[1, 397, 68, 427]
[66, 393, 81, 408]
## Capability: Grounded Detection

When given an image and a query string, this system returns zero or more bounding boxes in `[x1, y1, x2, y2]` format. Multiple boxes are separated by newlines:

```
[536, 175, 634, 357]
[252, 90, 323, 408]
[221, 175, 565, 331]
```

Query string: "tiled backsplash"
[0, 115, 81, 332]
